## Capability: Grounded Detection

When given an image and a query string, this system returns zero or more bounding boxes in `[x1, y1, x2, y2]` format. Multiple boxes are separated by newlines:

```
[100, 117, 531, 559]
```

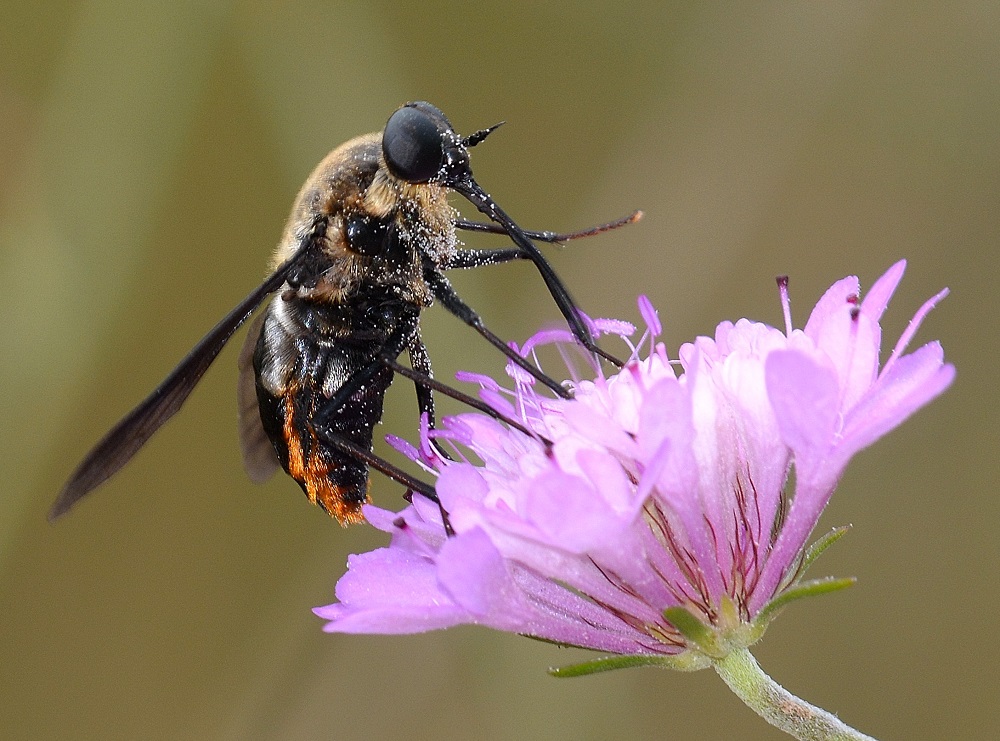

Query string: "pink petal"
[839, 343, 956, 457]
[861, 260, 906, 322]
[766, 349, 840, 455]
[883, 287, 949, 377]
[803, 275, 860, 340]
[437, 528, 521, 616]
[524, 469, 620, 553]
[317, 549, 467, 633]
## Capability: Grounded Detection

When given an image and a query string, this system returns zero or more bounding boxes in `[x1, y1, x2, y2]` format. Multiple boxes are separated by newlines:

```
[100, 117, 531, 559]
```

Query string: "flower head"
[315, 261, 954, 666]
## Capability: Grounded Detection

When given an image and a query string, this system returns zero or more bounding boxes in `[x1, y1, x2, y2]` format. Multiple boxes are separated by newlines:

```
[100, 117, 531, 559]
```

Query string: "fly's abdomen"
[254, 324, 393, 525]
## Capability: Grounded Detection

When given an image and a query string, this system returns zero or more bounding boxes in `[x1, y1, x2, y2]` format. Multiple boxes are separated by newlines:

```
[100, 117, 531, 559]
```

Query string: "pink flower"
[315, 261, 954, 663]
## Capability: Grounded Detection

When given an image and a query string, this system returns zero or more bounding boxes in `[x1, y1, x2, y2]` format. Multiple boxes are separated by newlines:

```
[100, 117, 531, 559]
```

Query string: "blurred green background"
[1, 2, 996, 739]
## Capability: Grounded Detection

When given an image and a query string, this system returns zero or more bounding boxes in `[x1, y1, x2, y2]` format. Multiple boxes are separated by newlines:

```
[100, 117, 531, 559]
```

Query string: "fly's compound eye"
[344, 215, 401, 259]
[382, 103, 448, 183]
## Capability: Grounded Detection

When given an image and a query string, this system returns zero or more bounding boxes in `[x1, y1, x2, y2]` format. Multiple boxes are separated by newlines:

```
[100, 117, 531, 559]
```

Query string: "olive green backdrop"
[1, 2, 996, 739]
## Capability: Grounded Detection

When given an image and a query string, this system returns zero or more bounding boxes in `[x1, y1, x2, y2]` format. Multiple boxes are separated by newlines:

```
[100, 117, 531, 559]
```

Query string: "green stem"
[713, 648, 878, 741]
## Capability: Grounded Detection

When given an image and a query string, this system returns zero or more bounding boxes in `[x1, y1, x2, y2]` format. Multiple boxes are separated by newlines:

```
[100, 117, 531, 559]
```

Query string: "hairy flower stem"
[713, 648, 878, 741]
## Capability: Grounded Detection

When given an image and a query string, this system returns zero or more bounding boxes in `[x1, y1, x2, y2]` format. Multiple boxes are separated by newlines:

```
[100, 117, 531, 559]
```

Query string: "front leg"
[405, 332, 458, 463]
[440, 248, 526, 270]
[422, 261, 572, 399]
[406, 330, 437, 427]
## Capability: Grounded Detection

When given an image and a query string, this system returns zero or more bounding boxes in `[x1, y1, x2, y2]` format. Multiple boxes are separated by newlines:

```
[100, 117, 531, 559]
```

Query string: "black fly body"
[53, 101, 639, 524]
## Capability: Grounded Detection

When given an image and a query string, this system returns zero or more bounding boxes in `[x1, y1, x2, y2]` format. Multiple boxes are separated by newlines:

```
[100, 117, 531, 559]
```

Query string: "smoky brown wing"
[236, 311, 279, 483]
[50, 248, 310, 521]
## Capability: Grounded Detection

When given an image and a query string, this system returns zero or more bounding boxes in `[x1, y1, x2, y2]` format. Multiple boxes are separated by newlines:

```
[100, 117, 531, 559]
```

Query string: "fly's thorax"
[364, 168, 459, 270]
[270, 133, 457, 308]
[272, 133, 381, 266]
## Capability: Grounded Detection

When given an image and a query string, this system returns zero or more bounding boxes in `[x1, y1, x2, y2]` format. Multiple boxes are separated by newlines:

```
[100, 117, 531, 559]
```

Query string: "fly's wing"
[237, 311, 279, 483]
[50, 244, 314, 521]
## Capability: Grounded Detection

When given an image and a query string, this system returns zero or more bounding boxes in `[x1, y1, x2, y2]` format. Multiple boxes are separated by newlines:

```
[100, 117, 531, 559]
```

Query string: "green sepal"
[801, 525, 851, 575]
[754, 576, 856, 629]
[662, 606, 723, 656]
[549, 650, 710, 678]
[776, 525, 852, 593]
